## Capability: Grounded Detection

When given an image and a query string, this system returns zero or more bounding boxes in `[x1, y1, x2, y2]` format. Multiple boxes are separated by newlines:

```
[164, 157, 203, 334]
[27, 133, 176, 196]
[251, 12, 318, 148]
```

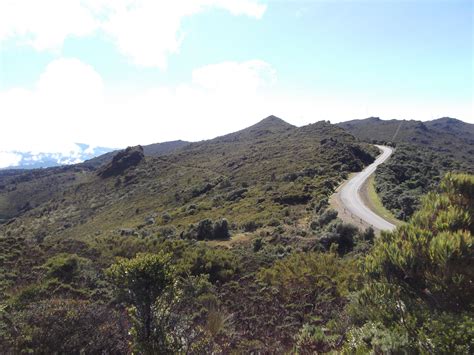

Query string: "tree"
[107, 252, 173, 351]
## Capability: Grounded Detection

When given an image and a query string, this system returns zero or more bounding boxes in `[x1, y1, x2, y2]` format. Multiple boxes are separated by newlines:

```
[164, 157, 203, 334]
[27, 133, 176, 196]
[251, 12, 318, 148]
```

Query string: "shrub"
[317, 208, 338, 227]
[1, 299, 129, 354]
[320, 222, 358, 254]
[253, 238, 263, 252]
[359, 226, 375, 243]
[107, 252, 174, 351]
[162, 212, 172, 223]
[267, 218, 280, 227]
[242, 220, 261, 232]
[346, 173, 474, 353]
[158, 226, 176, 238]
[195, 219, 213, 240]
[187, 219, 230, 240]
[212, 219, 230, 240]
[177, 247, 238, 283]
[43, 254, 87, 283]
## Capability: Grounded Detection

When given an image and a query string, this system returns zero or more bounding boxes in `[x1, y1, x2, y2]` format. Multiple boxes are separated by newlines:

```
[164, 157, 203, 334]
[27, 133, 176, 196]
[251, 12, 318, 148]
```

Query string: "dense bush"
[241, 220, 262, 232]
[346, 173, 474, 353]
[0, 299, 129, 353]
[43, 253, 88, 283]
[178, 246, 238, 283]
[107, 253, 224, 353]
[212, 219, 230, 239]
[320, 222, 358, 254]
[317, 208, 338, 227]
[375, 143, 473, 220]
[186, 218, 230, 240]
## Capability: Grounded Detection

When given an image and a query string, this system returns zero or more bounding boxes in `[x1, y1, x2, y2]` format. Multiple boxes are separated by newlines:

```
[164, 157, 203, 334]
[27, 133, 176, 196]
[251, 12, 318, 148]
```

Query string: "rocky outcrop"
[97, 146, 144, 178]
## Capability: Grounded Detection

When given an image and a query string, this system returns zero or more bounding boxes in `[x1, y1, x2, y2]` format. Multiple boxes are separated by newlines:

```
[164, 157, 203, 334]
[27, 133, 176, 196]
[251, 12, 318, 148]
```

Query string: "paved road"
[339, 145, 396, 231]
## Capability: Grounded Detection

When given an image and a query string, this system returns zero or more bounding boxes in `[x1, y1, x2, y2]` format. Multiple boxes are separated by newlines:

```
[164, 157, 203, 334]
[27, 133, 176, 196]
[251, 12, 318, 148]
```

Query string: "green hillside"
[0, 116, 380, 352]
[0, 117, 376, 244]
[0, 116, 471, 353]
[0, 140, 190, 222]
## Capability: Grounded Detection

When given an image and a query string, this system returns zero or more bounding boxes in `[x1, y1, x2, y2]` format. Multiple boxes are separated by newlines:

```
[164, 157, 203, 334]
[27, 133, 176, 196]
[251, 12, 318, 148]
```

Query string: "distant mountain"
[0, 140, 191, 170]
[0, 144, 115, 169]
[81, 140, 190, 168]
[338, 117, 474, 158]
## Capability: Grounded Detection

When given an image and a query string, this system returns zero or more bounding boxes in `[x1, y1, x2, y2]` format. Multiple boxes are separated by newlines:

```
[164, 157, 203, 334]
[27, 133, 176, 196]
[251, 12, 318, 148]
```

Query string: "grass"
[364, 174, 403, 227]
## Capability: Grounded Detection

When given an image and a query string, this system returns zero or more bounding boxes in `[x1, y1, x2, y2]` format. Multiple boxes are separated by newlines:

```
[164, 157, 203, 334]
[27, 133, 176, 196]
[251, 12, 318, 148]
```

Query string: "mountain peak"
[256, 115, 293, 127]
[430, 117, 464, 125]
[212, 115, 295, 143]
[243, 115, 294, 135]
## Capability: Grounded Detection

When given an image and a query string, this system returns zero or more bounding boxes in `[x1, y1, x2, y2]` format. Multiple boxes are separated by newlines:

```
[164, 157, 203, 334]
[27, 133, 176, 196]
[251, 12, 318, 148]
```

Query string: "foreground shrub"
[107, 252, 223, 353]
[107, 252, 174, 352]
[346, 173, 474, 353]
[0, 299, 129, 353]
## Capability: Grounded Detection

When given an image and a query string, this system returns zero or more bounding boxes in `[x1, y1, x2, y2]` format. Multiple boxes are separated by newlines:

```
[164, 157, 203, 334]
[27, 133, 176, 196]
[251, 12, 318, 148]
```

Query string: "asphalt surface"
[339, 145, 396, 231]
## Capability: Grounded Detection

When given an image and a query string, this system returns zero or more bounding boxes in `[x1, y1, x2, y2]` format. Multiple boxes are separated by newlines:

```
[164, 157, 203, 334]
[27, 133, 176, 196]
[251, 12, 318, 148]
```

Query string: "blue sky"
[0, 0, 472, 162]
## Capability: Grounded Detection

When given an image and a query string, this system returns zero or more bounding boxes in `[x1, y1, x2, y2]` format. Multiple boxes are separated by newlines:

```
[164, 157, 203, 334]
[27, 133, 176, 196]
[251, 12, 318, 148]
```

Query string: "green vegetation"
[365, 174, 402, 226]
[107, 253, 174, 352]
[374, 143, 473, 220]
[339, 117, 474, 220]
[345, 173, 473, 353]
[0, 116, 472, 353]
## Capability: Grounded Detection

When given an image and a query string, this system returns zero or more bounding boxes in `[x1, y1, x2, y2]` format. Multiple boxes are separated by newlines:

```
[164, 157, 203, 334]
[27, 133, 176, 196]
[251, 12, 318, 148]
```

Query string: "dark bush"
[242, 220, 261, 232]
[2, 299, 129, 354]
[226, 188, 248, 201]
[187, 219, 231, 240]
[317, 208, 338, 227]
[196, 219, 214, 240]
[43, 254, 85, 283]
[212, 219, 230, 240]
[320, 222, 358, 254]
[253, 238, 263, 252]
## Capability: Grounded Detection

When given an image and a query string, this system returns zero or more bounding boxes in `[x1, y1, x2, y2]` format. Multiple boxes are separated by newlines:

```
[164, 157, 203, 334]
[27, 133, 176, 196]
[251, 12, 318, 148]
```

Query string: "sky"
[0, 0, 472, 163]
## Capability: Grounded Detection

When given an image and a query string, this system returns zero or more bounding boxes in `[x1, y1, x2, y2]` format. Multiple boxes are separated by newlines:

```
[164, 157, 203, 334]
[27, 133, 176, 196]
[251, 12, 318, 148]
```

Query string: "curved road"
[339, 145, 396, 231]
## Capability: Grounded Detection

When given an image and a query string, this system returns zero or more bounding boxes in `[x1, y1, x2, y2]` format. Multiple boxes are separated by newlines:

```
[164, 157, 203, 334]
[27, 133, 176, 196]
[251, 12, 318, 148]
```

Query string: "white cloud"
[0, 58, 106, 152]
[0, 0, 97, 50]
[99, 0, 266, 68]
[0, 57, 277, 152]
[0, 152, 22, 168]
[1, 57, 472, 160]
[192, 60, 276, 93]
[0, 0, 267, 68]
[37, 58, 104, 102]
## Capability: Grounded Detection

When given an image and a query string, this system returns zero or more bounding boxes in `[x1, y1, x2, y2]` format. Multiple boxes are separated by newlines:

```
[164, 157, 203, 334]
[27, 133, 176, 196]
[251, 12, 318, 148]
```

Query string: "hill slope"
[0, 116, 376, 287]
[1, 116, 376, 238]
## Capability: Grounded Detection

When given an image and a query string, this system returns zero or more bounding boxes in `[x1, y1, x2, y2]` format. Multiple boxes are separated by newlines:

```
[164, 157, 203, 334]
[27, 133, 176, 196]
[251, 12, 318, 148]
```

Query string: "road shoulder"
[360, 174, 403, 227]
